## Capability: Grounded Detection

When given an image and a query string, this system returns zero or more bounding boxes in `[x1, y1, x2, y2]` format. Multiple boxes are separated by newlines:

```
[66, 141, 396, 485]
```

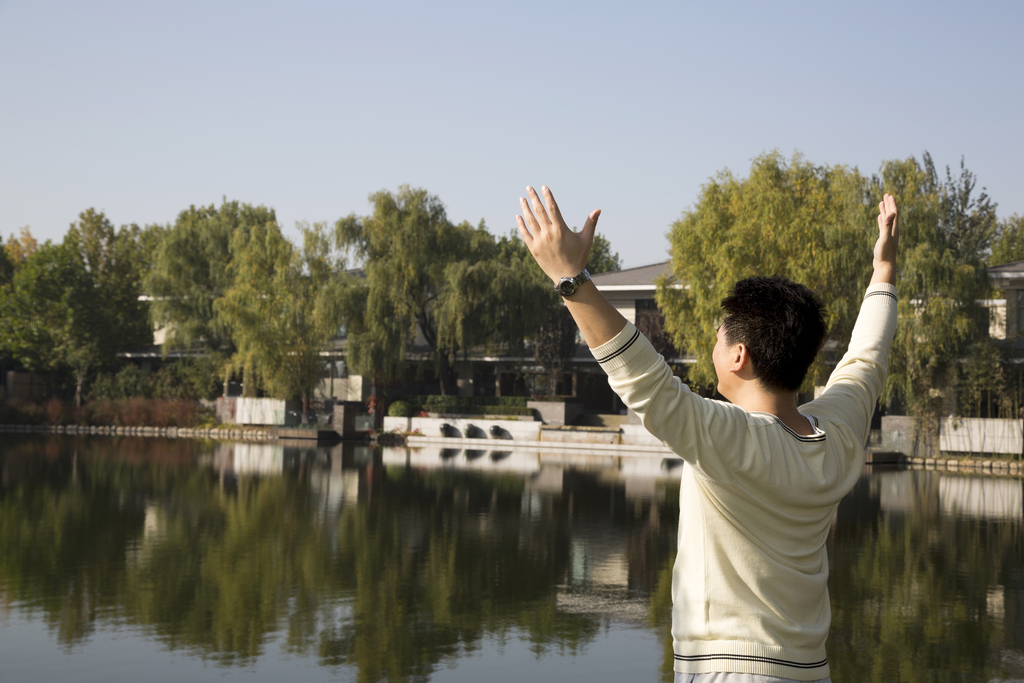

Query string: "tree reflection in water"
[0, 436, 677, 681]
[4, 438, 1024, 681]
[828, 470, 1024, 681]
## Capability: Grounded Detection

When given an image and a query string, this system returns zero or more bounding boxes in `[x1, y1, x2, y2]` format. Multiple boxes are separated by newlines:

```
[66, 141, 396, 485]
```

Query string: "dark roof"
[988, 260, 1024, 274]
[590, 261, 673, 287]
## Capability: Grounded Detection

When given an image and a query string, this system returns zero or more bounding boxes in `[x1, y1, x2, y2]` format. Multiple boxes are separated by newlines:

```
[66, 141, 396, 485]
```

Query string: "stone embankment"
[0, 423, 271, 441]
[902, 453, 1024, 475]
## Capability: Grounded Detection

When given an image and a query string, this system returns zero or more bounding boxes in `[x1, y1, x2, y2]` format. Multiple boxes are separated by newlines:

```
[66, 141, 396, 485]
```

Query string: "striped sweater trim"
[675, 653, 828, 670]
[755, 413, 826, 443]
[595, 328, 641, 365]
[865, 289, 897, 303]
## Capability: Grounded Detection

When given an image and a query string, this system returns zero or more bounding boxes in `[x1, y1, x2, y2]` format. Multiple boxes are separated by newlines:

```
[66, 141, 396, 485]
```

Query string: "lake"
[1, 435, 1022, 682]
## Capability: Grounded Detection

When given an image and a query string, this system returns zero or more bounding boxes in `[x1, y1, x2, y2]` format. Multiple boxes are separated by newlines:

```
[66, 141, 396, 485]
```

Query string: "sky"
[2, 0, 1022, 269]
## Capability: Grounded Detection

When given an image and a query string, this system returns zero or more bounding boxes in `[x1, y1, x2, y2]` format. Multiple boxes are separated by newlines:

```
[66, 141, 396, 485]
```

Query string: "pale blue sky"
[2, 0, 1022, 268]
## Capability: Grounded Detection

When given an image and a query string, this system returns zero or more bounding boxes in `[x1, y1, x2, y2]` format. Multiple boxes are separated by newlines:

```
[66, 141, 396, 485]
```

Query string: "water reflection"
[830, 470, 1024, 680]
[1, 436, 1024, 682]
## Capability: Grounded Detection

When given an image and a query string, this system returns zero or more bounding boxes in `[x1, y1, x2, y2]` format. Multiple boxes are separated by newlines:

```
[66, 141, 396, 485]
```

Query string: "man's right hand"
[871, 194, 898, 286]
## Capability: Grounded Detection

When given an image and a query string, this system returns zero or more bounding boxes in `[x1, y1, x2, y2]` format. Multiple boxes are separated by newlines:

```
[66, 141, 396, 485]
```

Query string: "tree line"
[0, 188, 620, 409]
[2, 153, 1023, 430]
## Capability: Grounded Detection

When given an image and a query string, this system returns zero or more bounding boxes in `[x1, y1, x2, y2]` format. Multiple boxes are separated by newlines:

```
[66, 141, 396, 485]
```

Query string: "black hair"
[720, 275, 826, 392]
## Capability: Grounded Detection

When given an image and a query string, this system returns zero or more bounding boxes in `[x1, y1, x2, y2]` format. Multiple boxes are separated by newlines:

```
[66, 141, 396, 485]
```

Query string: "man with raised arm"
[516, 186, 899, 683]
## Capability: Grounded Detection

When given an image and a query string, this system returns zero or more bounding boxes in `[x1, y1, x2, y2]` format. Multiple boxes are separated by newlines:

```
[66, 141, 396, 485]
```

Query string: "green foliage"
[337, 187, 553, 394]
[89, 358, 222, 402]
[659, 150, 1002, 440]
[660, 151, 872, 391]
[216, 220, 346, 406]
[387, 400, 414, 417]
[0, 241, 105, 406]
[145, 200, 277, 354]
[65, 208, 153, 354]
[989, 214, 1024, 267]
[90, 365, 153, 401]
[389, 394, 530, 415]
[153, 357, 223, 400]
[586, 233, 622, 274]
[420, 394, 527, 411]
[0, 211, 155, 406]
[0, 242, 13, 286]
[878, 154, 998, 443]
[3, 226, 37, 267]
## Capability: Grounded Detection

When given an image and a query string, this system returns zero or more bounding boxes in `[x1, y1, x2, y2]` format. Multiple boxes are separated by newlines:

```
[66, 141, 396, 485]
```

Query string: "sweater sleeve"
[589, 322, 742, 472]
[804, 282, 898, 445]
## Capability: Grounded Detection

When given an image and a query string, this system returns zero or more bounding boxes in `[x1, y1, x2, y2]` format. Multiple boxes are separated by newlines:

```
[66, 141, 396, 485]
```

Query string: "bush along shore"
[0, 422, 270, 440]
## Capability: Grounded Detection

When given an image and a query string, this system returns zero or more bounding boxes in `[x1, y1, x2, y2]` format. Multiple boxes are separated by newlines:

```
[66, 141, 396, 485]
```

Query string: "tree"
[1, 226, 37, 285]
[216, 221, 346, 413]
[0, 242, 105, 406]
[145, 201, 277, 355]
[65, 208, 153, 356]
[586, 233, 622, 274]
[337, 187, 552, 396]
[989, 214, 1024, 267]
[4, 226, 38, 266]
[495, 227, 624, 397]
[0, 244, 13, 286]
[658, 152, 873, 391]
[878, 154, 999, 449]
[658, 150, 1001, 452]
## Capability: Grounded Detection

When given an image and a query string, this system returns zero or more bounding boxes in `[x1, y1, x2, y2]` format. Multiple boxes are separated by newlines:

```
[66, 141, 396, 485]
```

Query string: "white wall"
[940, 417, 1023, 455]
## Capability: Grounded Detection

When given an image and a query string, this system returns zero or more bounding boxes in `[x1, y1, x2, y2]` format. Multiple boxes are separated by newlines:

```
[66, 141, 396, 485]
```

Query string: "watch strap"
[555, 268, 591, 297]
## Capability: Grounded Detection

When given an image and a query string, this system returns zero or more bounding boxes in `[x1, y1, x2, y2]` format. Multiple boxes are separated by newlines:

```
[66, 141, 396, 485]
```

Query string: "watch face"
[557, 279, 576, 296]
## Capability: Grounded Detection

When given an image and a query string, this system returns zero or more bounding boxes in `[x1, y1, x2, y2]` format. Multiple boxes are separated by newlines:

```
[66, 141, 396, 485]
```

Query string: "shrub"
[385, 394, 532, 415]
[90, 365, 152, 401]
[152, 357, 223, 400]
[417, 395, 528, 412]
[388, 400, 414, 417]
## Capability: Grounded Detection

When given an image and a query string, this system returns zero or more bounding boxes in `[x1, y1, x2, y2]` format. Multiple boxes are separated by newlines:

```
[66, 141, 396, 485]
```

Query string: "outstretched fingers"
[519, 196, 540, 235]
[885, 194, 899, 239]
[580, 209, 601, 242]
[877, 195, 897, 236]
[516, 214, 533, 245]
[542, 186, 566, 229]
[526, 186, 551, 230]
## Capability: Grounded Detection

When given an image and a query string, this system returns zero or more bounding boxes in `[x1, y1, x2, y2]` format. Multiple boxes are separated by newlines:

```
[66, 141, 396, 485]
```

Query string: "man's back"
[589, 281, 896, 678]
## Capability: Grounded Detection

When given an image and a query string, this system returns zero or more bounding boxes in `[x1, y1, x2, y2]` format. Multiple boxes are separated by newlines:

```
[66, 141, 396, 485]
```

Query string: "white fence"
[939, 417, 1023, 455]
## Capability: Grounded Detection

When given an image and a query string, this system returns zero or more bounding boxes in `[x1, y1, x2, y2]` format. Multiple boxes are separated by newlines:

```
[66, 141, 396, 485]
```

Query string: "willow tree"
[878, 154, 999, 449]
[658, 152, 873, 391]
[216, 221, 346, 412]
[145, 201, 277, 354]
[495, 228, 623, 396]
[337, 186, 551, 395]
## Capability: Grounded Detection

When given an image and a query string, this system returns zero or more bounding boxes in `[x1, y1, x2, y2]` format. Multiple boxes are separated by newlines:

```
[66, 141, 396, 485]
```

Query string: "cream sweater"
[590, 283, 898, 680]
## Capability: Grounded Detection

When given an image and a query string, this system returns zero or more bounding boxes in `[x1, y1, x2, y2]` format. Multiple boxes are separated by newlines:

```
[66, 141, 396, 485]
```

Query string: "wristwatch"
[555, 268, 590, 297]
